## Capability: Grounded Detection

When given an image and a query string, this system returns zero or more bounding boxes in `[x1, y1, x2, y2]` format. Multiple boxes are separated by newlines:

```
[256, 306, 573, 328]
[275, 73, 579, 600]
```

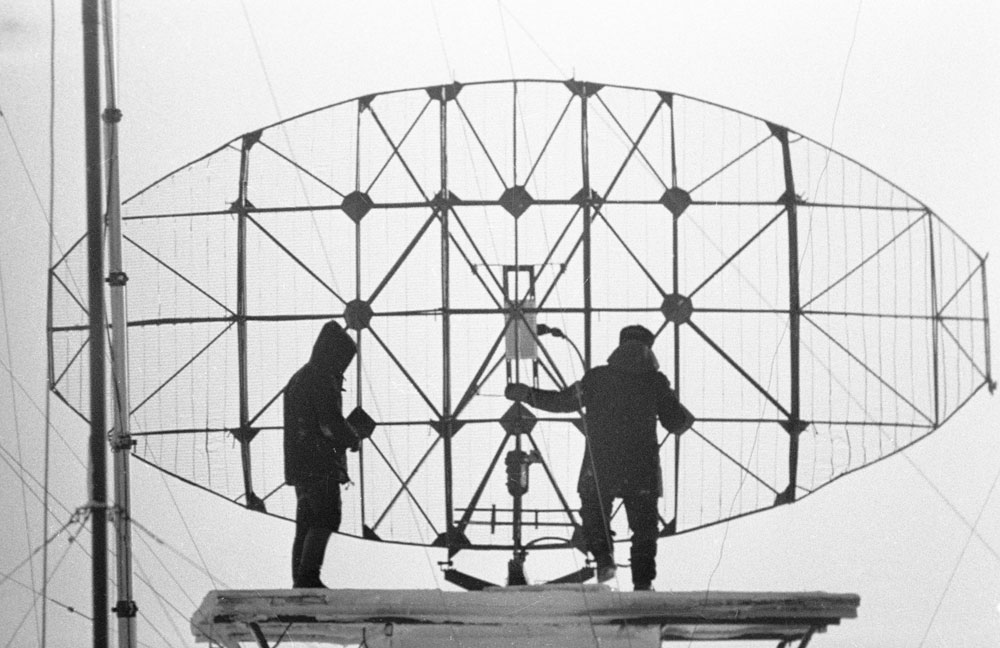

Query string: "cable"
[917, 463, 1000, 646]
[237, 0, 341, 291]
[0, 510, 87, 589]
[496, 1, 566, 78]
[572, 382, 632, 648]
[131, 554, 191, 648]
[131, 517, 234, 588]
[902, 451, 999, 563]
[0, 355, 87, 468]
[3, 517, 89, 648]
[0, 430, 60, 497]
[496, 1, 517, 81]
[427, 0, 453, 80]
[0, 248, 41, 640]
[140, 442, 222, 590]
[799, 0, 864, 269]
[0, 103, 84, 300]
[4, 514, 89, 648]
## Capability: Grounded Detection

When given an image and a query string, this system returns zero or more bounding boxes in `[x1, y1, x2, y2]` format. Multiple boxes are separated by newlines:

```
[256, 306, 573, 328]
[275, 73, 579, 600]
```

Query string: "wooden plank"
[192, 586, 859, 647]
[194, 621, 660, 648]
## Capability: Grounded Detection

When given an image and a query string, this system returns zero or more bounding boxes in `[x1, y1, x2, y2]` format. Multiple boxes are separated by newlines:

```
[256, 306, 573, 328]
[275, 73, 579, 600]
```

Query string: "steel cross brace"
[249, 622, 269, 648]
[776, 625, 818, 648]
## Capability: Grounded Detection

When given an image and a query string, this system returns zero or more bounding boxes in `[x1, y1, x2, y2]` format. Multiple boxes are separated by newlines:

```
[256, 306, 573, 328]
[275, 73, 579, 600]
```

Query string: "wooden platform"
[191, 585, 859, 647]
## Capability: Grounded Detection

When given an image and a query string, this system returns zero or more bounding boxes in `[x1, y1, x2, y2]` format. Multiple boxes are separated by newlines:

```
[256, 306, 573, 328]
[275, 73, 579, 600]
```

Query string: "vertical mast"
[82, 1, 108, 646]
[439, 87, 455, 552]
[100, 1, 138, 646]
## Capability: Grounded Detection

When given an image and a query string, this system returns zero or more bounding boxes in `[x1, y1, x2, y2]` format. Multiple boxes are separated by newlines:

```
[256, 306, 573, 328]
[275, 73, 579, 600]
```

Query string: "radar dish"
[49, 80, 992, 556]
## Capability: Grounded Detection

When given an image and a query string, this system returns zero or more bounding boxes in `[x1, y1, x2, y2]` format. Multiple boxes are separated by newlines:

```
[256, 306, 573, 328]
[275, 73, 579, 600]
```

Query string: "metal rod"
[524, 434, 579, 527]
[440, 90, 456, 548]
[82, 1, 108, 645]
[372, 437, 442, 530]
[927, 212, 941, 423]
[581, 88, 592, 369]
[687, 321, 792, 418]
[244, 213, 347, 305]
[453, 97, 508, 188]
[802, 215, 924, 309]
[356, 183, 366, 532]
[668, 93, 682, 526]
[802, 314, 934, 424]
[124, 234, 234, 314]
[100, 0, 137, 644]
[594, 209, 668, 297]
[777, 127, 803, 499]
[689, 208, 786, 298]
[367, 212, 437, 304]
[936, 259, 984, 316]
[456, 433, 512, 534]
[593, 96, 666, 195]
[366, 105, 431, 201]
[981, 258, 994, 389]
[237, 134, 254, 506]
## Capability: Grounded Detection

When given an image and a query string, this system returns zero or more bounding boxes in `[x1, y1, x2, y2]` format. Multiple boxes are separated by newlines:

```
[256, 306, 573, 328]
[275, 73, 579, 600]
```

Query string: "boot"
[594, 553, 616, 583]
[291, 525, 306, 586]
[294, 528, 332, 588]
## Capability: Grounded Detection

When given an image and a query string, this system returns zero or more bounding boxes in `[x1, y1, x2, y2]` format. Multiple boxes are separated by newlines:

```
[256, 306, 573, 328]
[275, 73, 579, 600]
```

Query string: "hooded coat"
[519, 341, 693, 496]
[283, 321, 358, 487]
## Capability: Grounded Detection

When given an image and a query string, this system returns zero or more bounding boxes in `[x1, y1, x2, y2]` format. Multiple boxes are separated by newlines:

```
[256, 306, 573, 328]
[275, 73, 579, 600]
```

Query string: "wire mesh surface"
[49, 79, 992, 551]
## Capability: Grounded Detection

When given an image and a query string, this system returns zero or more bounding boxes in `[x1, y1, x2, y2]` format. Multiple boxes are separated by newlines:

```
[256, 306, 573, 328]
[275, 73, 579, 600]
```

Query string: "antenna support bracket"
[105, 271, 128, 287]
[102, 108, 123, 124]
[109, 433, 136, 451]
[113, 599, 138, 618]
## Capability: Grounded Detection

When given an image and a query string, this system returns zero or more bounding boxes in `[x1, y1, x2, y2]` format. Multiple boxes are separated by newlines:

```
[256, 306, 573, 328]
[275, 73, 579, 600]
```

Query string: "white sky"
[1, 1, 998, 646]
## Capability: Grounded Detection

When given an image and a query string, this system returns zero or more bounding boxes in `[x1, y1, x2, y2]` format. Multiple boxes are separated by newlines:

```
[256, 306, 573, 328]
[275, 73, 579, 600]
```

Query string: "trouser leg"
[291, 519, 307, 585]
[579, 482, 615, 567]
[292, 485, 311, 585]
[623, 491, 659, 588]
[296, 528, 333, 587]
[293, 479, 341, 588]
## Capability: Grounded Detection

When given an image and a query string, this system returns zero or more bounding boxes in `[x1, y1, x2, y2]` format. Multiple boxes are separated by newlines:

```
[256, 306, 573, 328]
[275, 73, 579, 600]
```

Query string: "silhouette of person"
[505, 324, 693, 590]
[283, 320, 363, 588]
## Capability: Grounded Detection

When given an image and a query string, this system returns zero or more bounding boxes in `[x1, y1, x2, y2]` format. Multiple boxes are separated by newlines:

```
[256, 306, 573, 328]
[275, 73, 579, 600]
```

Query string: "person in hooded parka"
[505, 324, 694, 591]
[284, 320, 361, 588]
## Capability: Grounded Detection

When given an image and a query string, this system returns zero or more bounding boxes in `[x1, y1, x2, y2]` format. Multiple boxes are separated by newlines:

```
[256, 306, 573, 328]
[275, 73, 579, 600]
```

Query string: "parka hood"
[606, 340, 659, 373]
[309, 320, 357, 375]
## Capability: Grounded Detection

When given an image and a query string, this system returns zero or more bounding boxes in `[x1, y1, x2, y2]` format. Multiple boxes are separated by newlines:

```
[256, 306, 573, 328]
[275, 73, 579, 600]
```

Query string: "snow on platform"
[191, 584, 859, 647]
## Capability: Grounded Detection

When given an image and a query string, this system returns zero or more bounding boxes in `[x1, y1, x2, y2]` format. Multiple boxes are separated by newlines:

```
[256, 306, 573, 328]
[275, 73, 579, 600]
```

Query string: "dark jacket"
[283, 321, 359, 486]
[520, 341, 693, 496]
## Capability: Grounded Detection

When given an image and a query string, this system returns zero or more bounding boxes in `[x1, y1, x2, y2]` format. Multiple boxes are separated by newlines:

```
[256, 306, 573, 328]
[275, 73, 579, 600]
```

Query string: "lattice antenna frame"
[48, 80, 992, 560]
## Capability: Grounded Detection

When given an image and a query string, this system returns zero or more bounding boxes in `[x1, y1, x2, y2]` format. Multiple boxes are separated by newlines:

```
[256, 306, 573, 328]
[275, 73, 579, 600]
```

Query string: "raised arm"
[656, 375, 695, 434]
[505, 382, 583, 413]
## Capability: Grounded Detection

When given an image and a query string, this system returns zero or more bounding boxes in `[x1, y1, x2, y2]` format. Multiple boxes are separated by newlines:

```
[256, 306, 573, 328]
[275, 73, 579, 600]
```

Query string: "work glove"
[504, 383, 532, 402]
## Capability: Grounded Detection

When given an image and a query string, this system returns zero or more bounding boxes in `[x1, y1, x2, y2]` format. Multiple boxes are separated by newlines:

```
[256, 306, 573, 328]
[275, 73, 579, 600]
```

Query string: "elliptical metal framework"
[49, 79, 993, 576]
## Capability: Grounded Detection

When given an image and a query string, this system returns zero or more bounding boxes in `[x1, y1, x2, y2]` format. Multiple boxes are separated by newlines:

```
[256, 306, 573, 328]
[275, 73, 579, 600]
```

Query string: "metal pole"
[355, 98, 367, 528]
[927, 212, 940, 424]
[981, 258, 994, 391]
[99, 0, 137, 644]
[439, 89, 455, 547]
[667, 94, 682, 528]
[82, 1, 108, 645]
[775, 126, 803, 500]
[236, 133, 255, 506]
[581, 91, 592, 369]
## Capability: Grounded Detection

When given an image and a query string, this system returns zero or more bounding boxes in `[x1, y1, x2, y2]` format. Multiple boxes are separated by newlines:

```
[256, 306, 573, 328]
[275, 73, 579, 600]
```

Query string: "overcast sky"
[1, 1, 998, 646]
